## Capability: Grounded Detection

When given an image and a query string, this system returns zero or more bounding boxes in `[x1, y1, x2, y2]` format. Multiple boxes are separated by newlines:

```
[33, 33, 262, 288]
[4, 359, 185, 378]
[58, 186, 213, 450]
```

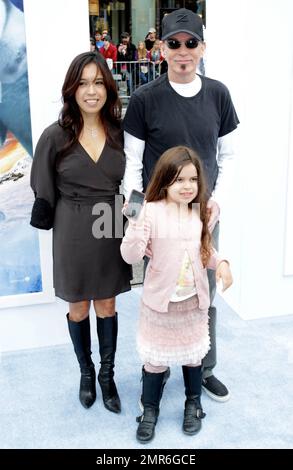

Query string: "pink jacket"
[120, 200, 224, 313]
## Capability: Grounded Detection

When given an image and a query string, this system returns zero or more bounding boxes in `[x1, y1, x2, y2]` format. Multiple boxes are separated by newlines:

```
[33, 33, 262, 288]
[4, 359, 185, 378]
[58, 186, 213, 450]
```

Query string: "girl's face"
[166, 162, 198, 206]
[138, 41, 144, 49]
[75, 63, 107, 118]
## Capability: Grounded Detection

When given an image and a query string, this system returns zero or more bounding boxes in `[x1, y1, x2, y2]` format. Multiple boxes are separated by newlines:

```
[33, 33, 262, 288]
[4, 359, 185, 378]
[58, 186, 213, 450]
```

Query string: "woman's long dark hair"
[58, 51, 121, 157]
[145, 146, 212, 267]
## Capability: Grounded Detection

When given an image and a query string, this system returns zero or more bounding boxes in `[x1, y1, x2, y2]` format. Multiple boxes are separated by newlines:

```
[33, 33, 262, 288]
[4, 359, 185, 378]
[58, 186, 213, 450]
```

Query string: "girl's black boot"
[136, 368, 166, 443]
[182, 365, 206, 435]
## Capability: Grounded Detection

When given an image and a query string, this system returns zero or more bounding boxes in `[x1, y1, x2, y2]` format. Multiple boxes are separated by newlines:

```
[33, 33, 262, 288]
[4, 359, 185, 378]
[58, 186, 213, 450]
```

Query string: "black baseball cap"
[161, 8, 204, 41]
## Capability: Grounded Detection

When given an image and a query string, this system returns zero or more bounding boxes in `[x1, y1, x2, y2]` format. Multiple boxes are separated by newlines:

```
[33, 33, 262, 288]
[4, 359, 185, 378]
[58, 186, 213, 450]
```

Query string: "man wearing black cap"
[123, 7, 239, 436]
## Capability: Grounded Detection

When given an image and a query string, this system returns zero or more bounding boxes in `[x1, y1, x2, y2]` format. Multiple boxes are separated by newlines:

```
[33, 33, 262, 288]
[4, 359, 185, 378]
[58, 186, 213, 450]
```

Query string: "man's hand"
[207, 199, 220, 233]
[216, 261, 233, 292]
[145, 241, 152, 259]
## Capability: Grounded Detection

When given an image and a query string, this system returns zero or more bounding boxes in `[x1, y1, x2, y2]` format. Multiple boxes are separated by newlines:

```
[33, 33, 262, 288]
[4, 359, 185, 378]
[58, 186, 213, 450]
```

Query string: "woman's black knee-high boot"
[182, 365, 206, 435]
[66, 314, 96, 409]
[96, 313, 121, 413]
[136, 368, 166, 443]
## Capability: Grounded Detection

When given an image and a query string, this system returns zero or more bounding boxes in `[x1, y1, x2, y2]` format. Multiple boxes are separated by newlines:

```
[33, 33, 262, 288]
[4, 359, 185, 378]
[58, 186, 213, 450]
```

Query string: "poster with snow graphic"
[0, 0, 54, 307]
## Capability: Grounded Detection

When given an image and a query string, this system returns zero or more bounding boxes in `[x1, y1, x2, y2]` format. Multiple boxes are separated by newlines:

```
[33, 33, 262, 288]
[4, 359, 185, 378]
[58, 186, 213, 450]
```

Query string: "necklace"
[85, 125, 99, 138]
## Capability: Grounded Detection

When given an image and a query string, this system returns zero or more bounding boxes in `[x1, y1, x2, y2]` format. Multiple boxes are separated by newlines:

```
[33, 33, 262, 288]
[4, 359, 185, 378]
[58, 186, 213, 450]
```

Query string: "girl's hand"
[122, 200, 145, 221]
[122, 201, 128, 216]
[216, 261, 233, 292]
[122, 201, 135, 220]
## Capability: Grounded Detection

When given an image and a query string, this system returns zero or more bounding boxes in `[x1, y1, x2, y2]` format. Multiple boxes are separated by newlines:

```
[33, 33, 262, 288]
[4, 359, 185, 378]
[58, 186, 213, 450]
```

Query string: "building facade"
[89, 0, 205, 46]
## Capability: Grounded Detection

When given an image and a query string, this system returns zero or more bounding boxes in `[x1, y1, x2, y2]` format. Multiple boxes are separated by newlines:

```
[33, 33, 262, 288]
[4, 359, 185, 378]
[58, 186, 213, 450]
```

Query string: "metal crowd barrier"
[112, 60, 163, 106]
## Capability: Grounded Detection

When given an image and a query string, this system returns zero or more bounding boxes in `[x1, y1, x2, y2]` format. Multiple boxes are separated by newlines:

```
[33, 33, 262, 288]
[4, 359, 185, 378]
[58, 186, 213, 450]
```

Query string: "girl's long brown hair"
[58, 51, 122, 158]
[137, 41, 147, 60]
[145, 146, 212, 267]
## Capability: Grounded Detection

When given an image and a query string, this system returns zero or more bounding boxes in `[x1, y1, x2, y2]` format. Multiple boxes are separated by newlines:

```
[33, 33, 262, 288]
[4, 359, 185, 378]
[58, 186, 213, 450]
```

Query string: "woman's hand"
[216, 261, 233, 292]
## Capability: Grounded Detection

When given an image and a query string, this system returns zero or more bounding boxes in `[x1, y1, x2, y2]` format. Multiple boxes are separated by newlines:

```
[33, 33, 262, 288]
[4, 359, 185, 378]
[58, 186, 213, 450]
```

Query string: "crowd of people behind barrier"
[90, 27, 168, 99]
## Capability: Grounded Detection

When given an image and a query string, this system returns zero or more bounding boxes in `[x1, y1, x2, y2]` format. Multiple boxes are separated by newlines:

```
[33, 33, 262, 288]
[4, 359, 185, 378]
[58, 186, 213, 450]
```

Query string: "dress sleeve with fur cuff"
[30, 129, 57, 230]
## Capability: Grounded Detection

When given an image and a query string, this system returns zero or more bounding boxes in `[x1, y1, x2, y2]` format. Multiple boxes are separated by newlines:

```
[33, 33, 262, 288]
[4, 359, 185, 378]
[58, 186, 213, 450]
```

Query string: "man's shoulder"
[202, 75, 231, 96]
[132, 74, 168, 100]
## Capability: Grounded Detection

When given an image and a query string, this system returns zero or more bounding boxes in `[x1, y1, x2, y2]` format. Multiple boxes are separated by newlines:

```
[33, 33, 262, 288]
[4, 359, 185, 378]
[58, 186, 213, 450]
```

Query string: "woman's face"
[75, 63, 107, 118]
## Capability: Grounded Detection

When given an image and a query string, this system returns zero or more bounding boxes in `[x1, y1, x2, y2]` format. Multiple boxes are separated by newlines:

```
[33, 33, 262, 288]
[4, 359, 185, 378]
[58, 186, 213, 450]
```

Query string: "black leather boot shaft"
[136, 369, 166, 443]
[67, 314, 96, 409]
[139, 366, 170, 410]
[182, 365, 202, 397]
[182, 365, 205, 435]
[96, 313, 121, 413]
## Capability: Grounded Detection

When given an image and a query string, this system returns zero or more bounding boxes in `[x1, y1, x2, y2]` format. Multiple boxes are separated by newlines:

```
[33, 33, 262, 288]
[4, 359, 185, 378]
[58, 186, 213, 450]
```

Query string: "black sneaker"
[202, 375, 230, 402]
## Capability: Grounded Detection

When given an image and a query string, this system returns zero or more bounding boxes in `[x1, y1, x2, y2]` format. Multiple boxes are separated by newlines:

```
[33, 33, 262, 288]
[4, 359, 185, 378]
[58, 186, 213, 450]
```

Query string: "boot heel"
[98, 373, 121, 413]
[80, 366, 96, 408]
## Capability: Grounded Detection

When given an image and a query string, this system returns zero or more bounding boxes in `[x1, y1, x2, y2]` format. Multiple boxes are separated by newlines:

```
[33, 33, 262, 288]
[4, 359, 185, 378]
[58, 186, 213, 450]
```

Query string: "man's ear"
[200, 42, 206, 57]
[160, 40, 167, 58]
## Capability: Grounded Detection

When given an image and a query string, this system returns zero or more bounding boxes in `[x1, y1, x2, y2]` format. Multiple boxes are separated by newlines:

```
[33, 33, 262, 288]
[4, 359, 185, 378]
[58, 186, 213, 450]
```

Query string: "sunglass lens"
[167, 39, 180, 49]
[186, 38, 199, 48]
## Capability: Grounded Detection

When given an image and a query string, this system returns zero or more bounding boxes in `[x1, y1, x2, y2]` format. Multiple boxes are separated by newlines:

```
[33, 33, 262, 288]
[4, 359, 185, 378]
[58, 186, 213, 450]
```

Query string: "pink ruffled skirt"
[137, 295, 210, 366]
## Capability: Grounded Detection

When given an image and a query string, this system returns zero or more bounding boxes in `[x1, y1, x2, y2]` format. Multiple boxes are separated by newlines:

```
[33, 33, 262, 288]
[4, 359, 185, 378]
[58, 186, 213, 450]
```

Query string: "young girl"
[148, 39, 164, 79]
[137, 41, 149, 85]
[121, 146, 233, 443]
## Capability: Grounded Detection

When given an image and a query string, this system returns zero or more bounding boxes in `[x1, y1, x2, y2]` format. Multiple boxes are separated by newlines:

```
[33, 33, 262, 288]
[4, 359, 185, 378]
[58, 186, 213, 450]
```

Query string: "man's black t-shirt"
[123, 74, 239, 195]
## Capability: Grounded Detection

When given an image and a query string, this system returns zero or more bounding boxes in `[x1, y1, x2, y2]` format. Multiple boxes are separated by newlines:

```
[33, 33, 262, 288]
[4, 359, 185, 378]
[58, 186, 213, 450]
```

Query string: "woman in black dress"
[30, 52, 132, 414]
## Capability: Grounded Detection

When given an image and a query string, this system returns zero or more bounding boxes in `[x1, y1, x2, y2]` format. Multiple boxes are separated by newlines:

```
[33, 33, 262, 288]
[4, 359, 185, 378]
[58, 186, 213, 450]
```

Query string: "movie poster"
[0, 0, 44, 305]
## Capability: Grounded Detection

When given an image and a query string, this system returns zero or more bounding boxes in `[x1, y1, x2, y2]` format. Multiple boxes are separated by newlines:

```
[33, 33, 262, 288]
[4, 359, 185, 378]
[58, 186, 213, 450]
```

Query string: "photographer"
[117, 32, 137, 62]
[145, 27, 157, 51]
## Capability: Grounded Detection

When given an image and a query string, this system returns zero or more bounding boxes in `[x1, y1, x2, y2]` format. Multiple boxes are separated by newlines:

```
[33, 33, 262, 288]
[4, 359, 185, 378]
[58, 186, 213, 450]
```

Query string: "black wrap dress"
[30, 122, 132, 302]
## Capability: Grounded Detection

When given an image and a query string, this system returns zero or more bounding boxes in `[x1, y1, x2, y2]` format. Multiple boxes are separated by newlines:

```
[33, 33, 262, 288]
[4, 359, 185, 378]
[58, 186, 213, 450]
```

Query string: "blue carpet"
[1, 289, 292, 449]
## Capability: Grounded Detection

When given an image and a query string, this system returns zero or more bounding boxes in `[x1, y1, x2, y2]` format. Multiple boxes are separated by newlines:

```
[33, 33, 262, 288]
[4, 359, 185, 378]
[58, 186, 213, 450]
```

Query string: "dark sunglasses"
[166, 38, 199, 49]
